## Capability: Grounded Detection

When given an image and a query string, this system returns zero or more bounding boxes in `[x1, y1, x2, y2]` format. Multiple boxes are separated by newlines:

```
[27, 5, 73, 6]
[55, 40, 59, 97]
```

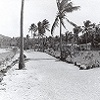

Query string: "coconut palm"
[51, 0, 80, 60]
[29, 19, 50, 52]
[37, 19, 50, 52]
[38, 19, 50, 36]
[86, 23, 99, 50]
[29, 23, 37, 38]
[65, 31, 73, 44]
[19, 0, 25, 69]
[28, 23, 38, 50]
[73, 26, 82, 44]
[82, 20, 92, 50]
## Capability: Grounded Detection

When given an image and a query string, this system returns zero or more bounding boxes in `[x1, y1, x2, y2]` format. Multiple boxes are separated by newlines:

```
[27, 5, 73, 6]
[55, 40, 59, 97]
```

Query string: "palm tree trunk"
[19, 0, 25, 69]
[52, 36, 55, 50]
[33, 32, 35, 51]
[86, 32, 88, 50]
[42, 35, 44, 52]
[59, 19, 63, 60]
[38, 34, 40, 51]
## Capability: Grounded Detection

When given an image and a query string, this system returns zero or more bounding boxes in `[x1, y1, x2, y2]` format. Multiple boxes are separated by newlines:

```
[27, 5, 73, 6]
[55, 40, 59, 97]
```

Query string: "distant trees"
[72, 26, 82, 44]
[66, 18, 82, 44]
[26, 19, 100, 52]
[74, 20, 100, 50]
[65, 31, 73, 44]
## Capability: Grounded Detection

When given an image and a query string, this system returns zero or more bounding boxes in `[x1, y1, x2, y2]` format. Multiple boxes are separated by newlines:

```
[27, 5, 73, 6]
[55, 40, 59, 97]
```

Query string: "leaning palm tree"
[51, 0, 80, 60]
[19, 0, 25, 69]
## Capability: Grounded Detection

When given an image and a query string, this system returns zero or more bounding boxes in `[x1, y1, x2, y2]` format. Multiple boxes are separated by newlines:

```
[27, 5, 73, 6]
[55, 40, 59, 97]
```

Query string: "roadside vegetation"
[0, 48, 18, 71]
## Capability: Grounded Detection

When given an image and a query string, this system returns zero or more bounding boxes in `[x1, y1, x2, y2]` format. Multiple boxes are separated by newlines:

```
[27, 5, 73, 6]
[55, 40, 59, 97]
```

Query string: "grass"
[45, 49, 100, 70]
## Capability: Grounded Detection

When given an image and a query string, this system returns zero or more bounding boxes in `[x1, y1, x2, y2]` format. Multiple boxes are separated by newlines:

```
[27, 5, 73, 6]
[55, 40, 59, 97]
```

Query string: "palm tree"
[51, 0, 80, 60]
[19, 0, 25, 69]
[29, 23, 37, 38]
[29, 19, 50, 52]
[65, 31, 73, 44]
[37, 19, 50, 52]
[29, 23, 38, 50]
[82, 20, 91, 50]
[37, 19, 50, 36]
[73, 26, 82, 44]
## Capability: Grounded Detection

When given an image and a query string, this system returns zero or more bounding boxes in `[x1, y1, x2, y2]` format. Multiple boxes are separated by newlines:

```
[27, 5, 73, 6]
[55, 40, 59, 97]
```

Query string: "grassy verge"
[45, 49, 100, 70]
[0, 48, 18, 82]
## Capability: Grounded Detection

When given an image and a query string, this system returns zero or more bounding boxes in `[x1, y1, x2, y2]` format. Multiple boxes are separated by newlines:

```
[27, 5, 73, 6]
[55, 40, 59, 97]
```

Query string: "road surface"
[0, 51, 100, 100]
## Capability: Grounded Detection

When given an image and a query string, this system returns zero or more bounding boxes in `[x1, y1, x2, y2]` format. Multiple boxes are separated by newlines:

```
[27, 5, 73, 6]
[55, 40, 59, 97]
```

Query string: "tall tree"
[65, 31, 73, 44]
[51, 0, 80, 60]
[19, 0, 25, 69]
[29, 23, 37, 38]
[82, 20, 91, 50]
[73, 26, 82, 44]
[37, 19, 50, 52]
[29, 23, 38, 50]
[29, 19, 50, 52]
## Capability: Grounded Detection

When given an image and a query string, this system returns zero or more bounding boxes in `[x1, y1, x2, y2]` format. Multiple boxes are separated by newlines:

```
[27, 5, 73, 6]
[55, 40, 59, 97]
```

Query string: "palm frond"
[71, 6, 80, 11]
[73, 26, 82, 34]
[66, 18, 77, 27]
[60, 0, 71, 11]
[44, 24, 50, 31]
[63, 6, 80, 13]
[56, 0, 61, 3]
[28, 24, 37, 34]
[28, 27, 31, 33]
[84, 20, 91, 27]
[56, 0, 61, 11]
[45, 27, 50, 31]
[82, 30, 86, 33]
[60, 0, 70, 6]
[31, 23, 37, 32]
[42, 19, 49, 25]
[60, 18, 66, 29]
[51, 16, 59, 35]
[42, 19, 50, 32]
[61, 1, 80, 13]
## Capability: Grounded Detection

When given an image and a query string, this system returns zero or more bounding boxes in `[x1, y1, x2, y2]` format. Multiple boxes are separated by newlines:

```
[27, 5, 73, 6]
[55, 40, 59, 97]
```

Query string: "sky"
[0, 0, 100, 37]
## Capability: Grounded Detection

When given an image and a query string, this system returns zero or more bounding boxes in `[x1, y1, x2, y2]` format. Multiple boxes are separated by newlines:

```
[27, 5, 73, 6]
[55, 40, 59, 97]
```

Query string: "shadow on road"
[25, 58, 56, 62]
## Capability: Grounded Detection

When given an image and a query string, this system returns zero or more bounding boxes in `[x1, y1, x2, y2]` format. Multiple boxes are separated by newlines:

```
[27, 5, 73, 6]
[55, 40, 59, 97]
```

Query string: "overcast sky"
[0, 0, 100, 37]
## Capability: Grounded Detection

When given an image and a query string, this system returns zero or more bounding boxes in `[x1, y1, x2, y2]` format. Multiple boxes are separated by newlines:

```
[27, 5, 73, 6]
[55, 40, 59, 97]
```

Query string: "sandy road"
[0, 51, 100, 100]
